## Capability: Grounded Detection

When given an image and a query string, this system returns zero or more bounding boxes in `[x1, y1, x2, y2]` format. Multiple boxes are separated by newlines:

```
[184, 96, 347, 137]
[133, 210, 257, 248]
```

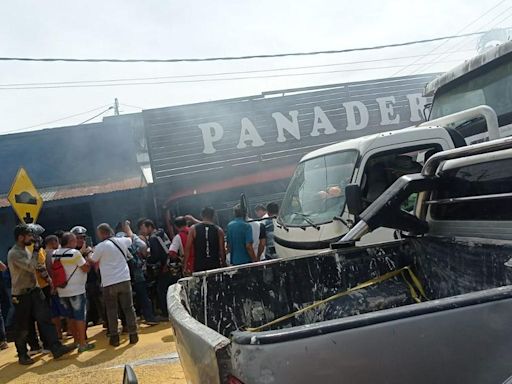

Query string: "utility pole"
[114, 98, 120, 116]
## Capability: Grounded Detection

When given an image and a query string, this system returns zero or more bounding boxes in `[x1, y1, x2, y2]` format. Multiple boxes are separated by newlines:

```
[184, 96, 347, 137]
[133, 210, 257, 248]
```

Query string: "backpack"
[52, 251, 78, 288]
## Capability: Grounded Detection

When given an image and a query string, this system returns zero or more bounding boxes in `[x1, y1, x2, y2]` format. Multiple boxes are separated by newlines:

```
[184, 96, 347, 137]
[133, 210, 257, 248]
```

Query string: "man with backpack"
[115, 221, 159, 325]
[8, 224, 75, 365]
[52, 232, 94, 353]
[90, 223, 138, 347]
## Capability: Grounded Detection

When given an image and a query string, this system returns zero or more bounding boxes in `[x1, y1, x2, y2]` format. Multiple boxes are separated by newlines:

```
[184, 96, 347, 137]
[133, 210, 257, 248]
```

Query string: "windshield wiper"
[292, 212, 320, 230]
[276, 216, 289, 232]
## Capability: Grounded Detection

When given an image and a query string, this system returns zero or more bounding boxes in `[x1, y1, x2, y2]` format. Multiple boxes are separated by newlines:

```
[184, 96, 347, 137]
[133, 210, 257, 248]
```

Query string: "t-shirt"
[52, 248, 87, 298]
[227, 218, 254, 265]
[169, 234, 184, 256]
[193, 223, 221, 272]
[249, 221, 266, 258]
[91, 237, 132, 287]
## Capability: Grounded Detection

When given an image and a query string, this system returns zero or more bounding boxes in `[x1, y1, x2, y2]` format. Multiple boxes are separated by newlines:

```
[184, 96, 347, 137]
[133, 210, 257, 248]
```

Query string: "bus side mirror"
[345, 184, 363, 217]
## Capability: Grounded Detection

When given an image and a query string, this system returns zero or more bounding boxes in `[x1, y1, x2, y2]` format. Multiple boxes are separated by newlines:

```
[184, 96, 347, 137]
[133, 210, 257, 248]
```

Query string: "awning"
[0, 176, 146, 208]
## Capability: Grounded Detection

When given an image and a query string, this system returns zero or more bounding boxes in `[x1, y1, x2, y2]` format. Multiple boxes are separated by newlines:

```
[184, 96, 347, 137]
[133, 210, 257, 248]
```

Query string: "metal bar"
[425, 192, 512, 205]
[420, 105, 500, 140]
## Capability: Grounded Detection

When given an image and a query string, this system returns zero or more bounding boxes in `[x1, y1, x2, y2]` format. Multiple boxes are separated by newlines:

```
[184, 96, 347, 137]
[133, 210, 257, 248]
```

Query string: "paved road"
[0, 323, 186, 383]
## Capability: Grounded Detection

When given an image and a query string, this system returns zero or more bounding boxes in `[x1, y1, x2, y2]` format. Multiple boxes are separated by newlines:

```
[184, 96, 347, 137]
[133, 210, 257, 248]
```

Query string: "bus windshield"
[431, 60, 512, 120]
[280, 150, 358, 227]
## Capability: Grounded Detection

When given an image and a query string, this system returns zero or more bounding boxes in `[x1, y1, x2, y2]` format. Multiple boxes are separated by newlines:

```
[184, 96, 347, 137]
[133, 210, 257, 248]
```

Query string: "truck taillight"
[227, 374, 245, 384]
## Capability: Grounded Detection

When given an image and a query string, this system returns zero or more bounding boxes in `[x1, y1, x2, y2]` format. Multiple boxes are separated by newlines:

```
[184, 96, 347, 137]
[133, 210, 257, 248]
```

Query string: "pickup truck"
[168, 136, 512, 384]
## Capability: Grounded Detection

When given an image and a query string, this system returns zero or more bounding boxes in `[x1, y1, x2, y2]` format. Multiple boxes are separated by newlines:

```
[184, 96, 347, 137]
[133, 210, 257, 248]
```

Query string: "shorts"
[60, 293, 87, 321]
[51, 295, 66, 318]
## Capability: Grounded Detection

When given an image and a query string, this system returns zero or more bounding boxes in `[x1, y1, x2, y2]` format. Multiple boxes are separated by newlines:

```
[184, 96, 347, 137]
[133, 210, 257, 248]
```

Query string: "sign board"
[7, 167, 43, 223]
[144, 74, 438, 189]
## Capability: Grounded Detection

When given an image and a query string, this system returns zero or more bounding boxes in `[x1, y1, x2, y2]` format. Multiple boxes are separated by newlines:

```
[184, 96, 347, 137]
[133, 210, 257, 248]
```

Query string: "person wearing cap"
[7, 224, 75, 365]
[71, 226, 104, 327]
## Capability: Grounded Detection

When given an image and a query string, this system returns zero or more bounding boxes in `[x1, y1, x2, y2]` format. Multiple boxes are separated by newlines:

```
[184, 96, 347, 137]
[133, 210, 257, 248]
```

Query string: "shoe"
[41, 349, 51, 354]
[0, 341, 8, 350]
[129, 333, 139, 345]
[109, 335, 120, 347]
[28, 348, 42, 357]
[18, 355, 35, 365]
[52, 344, 75, 359]
[145, 319, 159, 326]
[78, 343, 96, 353]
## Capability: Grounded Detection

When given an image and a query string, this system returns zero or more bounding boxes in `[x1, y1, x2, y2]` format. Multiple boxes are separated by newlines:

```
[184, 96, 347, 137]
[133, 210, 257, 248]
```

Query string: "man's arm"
[245, 243, 257, 262]
[257, 238, 266, 260]
[184, 226, 196, 274]
[218, 228, 226, 267]
[184, 215, 201, 225]
[123, 220, 134, 238]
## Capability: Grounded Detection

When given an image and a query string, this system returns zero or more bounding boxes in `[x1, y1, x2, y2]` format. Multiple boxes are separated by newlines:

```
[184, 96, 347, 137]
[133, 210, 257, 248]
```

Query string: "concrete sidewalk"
[0, 323, 186, 384]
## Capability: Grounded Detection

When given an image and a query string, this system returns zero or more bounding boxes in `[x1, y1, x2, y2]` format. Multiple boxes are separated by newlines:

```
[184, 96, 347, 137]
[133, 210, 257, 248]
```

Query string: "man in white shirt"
[90, 223, 138, 347]
[52, 232, 94, 353]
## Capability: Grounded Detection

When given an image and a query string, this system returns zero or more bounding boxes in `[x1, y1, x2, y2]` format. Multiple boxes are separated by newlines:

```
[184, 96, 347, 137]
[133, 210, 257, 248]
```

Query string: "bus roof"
[424, 40, 512, 97]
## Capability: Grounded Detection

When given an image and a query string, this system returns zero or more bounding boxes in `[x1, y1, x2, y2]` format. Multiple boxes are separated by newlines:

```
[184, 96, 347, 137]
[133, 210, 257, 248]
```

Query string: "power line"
[414, 6, 512, 74]
[77, 106, 114, 125]
[0, 30, 492, 64]
[120, 103, 144, 110]
[393, 0, 510, 76]
[4, 104, 113, 134]
[0, 49, 474, 88]
[0, 58, 464, 90]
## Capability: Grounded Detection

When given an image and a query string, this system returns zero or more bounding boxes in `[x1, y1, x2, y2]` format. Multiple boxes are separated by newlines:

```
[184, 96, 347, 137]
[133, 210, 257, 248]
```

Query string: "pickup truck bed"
[169, 235, 512, 383]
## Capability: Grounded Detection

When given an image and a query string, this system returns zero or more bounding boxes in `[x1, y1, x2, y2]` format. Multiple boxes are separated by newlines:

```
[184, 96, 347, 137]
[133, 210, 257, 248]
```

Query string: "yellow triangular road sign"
[7, 168, 43, 224]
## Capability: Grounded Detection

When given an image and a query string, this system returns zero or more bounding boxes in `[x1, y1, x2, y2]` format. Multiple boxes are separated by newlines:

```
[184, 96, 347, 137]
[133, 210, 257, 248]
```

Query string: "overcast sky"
[0, 0, 510, 133]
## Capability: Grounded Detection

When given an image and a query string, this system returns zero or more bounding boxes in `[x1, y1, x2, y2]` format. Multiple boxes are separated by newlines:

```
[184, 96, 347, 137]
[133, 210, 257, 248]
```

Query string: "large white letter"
[272, 110, 300, 142]
[376, 96, 400, 125]
[407, 93, 428, 122]
[310, 106, 336, 136]
[343, 101, 369, 131]
[237, 117, 265, 149]
[198, 122, 224, 154]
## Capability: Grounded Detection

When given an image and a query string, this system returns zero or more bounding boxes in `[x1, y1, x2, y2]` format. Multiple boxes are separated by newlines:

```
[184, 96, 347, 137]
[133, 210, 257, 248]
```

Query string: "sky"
[0, 0, 510, 134]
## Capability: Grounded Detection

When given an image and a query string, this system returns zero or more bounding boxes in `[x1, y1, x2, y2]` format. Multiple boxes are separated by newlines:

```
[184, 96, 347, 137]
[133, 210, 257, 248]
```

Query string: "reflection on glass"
[280, 150, 358, 226]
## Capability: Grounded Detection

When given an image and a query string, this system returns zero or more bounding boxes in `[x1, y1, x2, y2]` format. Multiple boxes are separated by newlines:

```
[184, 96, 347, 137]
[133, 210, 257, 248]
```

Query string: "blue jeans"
[133, 281, 157, 322]
[60, 294, 87, 321]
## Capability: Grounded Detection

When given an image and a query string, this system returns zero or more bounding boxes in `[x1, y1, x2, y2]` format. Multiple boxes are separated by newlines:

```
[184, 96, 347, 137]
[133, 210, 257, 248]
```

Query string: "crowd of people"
[0, 201, 278, 366]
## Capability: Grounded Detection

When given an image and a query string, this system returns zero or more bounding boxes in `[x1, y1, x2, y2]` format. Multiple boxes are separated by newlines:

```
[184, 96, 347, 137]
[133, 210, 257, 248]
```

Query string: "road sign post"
[7, 168, 43, 224]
